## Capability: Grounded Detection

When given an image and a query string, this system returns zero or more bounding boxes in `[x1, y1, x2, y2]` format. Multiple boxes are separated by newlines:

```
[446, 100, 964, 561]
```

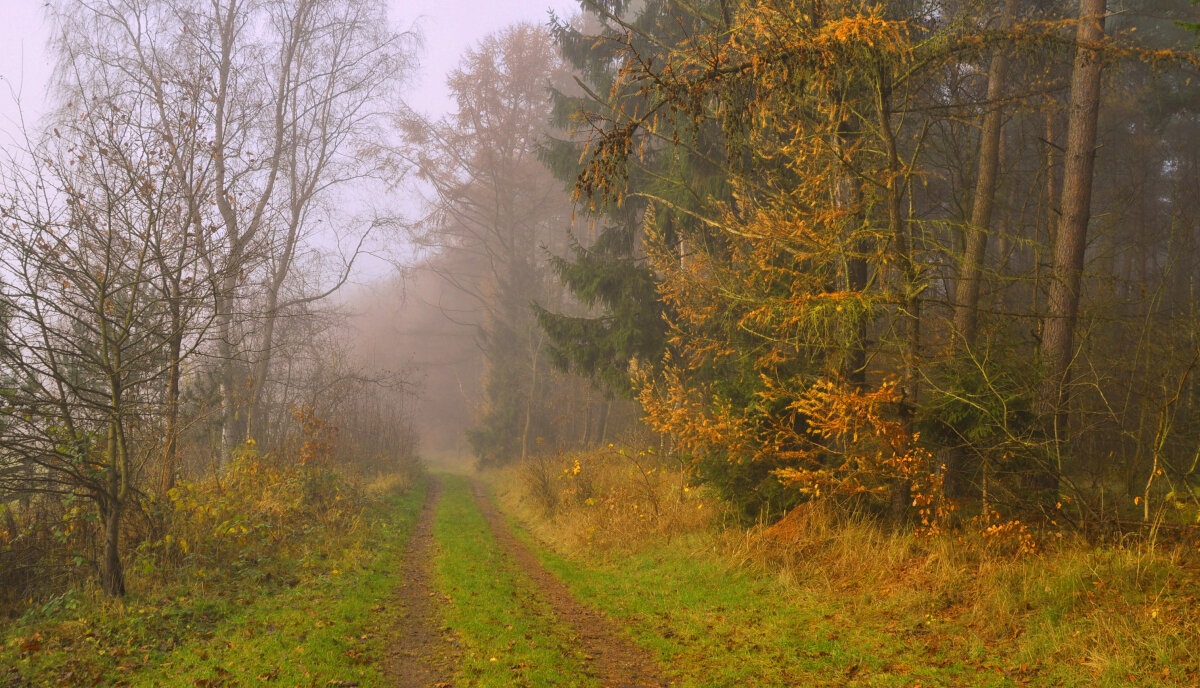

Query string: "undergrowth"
[497, 445, 1200, 686]
[139, 442, 373, 588]
[0, 455, 421, 686]
[501, 444, 712, 552]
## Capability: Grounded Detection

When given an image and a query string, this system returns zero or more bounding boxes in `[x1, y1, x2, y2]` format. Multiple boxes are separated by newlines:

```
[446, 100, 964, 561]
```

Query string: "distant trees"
[403, 24, 604, 466]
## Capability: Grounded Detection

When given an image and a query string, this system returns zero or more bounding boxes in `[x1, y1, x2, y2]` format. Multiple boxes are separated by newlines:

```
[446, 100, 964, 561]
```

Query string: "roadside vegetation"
[495, 445, 1200, 687]
[1, 458, 423, 687]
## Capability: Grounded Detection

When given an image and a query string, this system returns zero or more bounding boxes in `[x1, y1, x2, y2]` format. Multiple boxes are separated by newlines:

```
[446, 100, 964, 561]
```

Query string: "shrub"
[139, 441, 367, 584]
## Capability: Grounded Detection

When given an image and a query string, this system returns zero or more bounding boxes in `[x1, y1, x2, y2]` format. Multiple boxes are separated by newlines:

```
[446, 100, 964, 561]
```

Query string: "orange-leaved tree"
[580, 0, 958, 524]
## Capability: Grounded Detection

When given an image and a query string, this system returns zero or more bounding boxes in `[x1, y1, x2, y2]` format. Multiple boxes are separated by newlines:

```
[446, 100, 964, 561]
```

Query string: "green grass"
[431, 474, 599, 688]
[506, 525, 1011, 688]
[1, 476, 427, 687]
[501, 511, 1195, 688]
[489, 446, 1199, 688]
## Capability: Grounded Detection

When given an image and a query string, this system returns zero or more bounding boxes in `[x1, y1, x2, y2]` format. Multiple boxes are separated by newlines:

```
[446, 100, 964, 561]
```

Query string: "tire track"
[386, 476, 457, 688]
[470, 480, 667, 688]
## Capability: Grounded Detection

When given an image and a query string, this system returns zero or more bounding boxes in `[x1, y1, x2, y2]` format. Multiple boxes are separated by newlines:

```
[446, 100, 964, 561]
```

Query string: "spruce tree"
[535, 0, 730, 398]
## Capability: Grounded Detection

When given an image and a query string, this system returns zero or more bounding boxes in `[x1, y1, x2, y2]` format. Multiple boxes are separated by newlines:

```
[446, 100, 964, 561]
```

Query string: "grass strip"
[431, 474, 599, 688]
[2, 477, 427, 687]
[521, 531, 1014, 688]
[500, 494, 1200, 688]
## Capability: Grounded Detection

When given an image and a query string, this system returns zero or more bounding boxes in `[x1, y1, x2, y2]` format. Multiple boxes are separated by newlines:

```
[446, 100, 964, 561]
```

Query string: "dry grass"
[364, 470, 414, 496]
[722, 498, 1200, 682]
[494, 444, 715, 553]
[500, 445, 1200, 685]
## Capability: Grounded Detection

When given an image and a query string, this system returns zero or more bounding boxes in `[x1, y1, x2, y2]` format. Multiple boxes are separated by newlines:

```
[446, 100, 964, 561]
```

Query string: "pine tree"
[535, 0, 730, 399]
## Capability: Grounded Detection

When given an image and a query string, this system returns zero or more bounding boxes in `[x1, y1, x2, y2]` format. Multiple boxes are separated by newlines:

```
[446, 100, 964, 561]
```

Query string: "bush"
[139, 441, 367, 584]
[0, 495, 101, 616]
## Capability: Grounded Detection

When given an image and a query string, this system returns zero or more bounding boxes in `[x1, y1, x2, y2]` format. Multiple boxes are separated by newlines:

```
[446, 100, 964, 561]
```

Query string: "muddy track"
[470, 480, 668, 688]
[386, 476, 458, 688]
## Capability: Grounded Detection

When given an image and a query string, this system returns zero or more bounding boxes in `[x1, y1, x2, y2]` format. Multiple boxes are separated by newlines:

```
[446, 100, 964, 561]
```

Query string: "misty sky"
[0, 0, 582, 281]
[0, 0, 581, 138]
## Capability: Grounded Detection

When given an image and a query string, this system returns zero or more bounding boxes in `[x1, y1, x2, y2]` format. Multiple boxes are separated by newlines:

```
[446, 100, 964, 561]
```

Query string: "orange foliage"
[619, 0, 941, 522]
[289, 404, 340, 467]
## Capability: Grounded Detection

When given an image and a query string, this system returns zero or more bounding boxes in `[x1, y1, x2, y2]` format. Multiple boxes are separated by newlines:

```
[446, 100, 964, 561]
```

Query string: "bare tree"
[52, 0, 413, 462]
[0, 101, 186, 596]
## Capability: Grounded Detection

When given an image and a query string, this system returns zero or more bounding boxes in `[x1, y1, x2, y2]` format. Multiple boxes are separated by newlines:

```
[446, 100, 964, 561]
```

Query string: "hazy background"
[1, 0, 585, 463]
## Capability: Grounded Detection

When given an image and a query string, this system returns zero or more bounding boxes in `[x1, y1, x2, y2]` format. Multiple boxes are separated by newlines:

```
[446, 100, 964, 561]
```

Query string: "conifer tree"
[535, 0, 730, 398]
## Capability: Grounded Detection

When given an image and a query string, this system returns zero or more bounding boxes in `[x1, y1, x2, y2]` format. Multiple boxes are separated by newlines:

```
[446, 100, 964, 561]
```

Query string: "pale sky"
[0, 0, 581, 138]
[0, 0, 582, 280]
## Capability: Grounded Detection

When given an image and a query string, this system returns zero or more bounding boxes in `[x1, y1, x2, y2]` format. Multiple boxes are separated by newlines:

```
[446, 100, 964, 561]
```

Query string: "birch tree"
[53, 0, 412, 461]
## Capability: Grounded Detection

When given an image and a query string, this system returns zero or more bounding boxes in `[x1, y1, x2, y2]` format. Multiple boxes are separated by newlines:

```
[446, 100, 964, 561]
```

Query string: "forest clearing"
[3, 0, 1200, 685]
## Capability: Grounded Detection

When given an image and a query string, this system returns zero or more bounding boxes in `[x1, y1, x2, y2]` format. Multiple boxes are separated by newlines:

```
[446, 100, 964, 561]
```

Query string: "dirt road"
[386, 477, 458, 687]
[386, 475, 666, 687]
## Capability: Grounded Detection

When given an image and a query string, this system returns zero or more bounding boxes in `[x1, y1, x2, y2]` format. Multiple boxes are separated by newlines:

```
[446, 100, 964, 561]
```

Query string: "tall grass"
[501, 444, 1200, 685]
[495, 444, 714, 552]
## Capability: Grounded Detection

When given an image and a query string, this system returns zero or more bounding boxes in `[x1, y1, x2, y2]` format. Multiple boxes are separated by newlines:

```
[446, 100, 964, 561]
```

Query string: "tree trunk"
[582, 400, 593, 445]
[216, 239, 251, 465]
[888, 479, 912, 530]
[945, 0, 1017, 498]
[160, 322, 183, 495]
[836, 167, 868, 390]
[99, 499, 126, 597]
[3, 507, 18, 541]
[599, 399, 612, 444]
[521, 330, 545, 462]
[246, 291, 280, 446]
[217, 291, 245, 466]
[877, 79, 919, 528]
[100, 427, 126, 597]
[953, 0, 1017, 346]
[835, 116, 868, 389]
[1035, 0, 1107, 495]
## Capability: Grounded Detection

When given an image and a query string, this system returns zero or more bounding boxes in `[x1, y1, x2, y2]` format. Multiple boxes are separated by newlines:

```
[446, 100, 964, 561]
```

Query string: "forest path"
[468, 479, 667, 688]
[385, 476, 458, 687]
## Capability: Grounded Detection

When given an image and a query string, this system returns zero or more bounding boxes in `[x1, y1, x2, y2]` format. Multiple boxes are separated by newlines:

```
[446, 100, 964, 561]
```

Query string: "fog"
[0, 0, 601, 467]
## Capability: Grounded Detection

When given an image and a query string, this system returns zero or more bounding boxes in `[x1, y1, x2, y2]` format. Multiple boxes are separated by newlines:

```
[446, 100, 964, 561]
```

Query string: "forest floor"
[5, 469, 1196, 686]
